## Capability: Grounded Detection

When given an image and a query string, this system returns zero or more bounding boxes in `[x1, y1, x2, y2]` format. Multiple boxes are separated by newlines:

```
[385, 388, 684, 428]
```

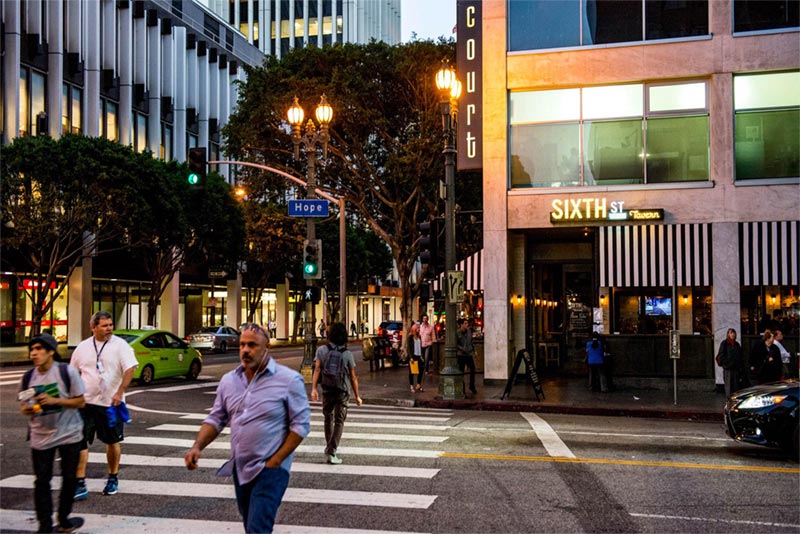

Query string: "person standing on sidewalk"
[19, 333, 86, 533]
[70, 311, 138, 500]
[457, 319, 477, 397]
[184, 323, 310, 534]
[408, 324, 424, 393]
[716, 328, 745, 397]
[310, 322, 362, 464]
[419, 314, 435, 374]
[586, 333, 608, 392]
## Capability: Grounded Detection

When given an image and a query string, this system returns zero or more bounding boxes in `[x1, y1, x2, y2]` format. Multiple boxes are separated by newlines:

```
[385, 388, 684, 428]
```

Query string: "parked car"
[377, 321, 403, 343]
[116, 328, 203, 386]
[188, 326, 240, 353]
[724, 380, 799, 455]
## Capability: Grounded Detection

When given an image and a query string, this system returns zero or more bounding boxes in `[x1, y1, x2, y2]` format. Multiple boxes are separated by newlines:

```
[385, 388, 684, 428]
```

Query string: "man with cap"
[19, 333, 86, 533]
[70, 311, 138, 499]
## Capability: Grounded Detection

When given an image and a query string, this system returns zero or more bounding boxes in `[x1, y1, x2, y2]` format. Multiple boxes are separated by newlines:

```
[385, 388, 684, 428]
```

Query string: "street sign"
[288, 199, 329, 217]
[670, 329, 680, 359]
[209, 269, 227, 278]
[447, 270, 464, 304]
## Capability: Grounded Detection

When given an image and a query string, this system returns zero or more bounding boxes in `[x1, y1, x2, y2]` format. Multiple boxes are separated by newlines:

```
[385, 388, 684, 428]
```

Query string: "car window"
[199, 327, 217, 334]
[224, 327, 235, 335]
[117, 334, 138, 344]
[164, 332, 185, 349]
[142, 334, 164, 349]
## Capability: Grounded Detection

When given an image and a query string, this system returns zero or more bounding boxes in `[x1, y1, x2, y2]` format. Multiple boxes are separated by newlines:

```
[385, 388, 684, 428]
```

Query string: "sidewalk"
[1, 339, 726, 422]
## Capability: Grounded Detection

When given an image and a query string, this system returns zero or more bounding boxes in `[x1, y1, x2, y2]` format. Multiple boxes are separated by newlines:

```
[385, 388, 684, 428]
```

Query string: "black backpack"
[320, 345, 348, 392]
[22, 362, 71, 392]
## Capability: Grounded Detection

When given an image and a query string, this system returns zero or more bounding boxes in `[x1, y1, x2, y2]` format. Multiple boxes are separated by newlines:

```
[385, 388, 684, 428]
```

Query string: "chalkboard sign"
[501, 349, 544, 401]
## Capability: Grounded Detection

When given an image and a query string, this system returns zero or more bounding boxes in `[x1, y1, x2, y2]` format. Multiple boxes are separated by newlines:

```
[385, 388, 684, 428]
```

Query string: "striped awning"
[599, 224, 712, 287]
[431, 249, 483, 292]
[739, 221, 799, 286]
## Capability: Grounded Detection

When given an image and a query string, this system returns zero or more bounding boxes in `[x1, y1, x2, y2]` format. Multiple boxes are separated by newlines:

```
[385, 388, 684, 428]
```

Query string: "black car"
[724, 380, 799, 455]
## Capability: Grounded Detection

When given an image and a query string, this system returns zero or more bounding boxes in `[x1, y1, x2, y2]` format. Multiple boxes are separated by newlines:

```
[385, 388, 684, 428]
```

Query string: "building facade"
[475, 1, 799, 385]
[1, 0, 400, 346]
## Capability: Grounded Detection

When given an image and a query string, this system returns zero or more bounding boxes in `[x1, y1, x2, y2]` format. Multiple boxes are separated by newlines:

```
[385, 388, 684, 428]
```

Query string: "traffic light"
[187, 147, 207, 187]
[418, 220, 436, 266]
[303, 239, 322, 279]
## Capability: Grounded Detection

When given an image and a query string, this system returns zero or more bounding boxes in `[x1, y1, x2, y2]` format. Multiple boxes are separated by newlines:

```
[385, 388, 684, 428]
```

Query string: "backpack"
[22, 361, 71, 393]
[320, 345, 348, 392]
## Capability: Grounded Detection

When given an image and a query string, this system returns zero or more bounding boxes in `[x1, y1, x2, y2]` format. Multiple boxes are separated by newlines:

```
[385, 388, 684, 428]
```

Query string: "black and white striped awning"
[599, 224, 712, 287]
[739, 221, 799, 286]
[430, 249, 483, 292]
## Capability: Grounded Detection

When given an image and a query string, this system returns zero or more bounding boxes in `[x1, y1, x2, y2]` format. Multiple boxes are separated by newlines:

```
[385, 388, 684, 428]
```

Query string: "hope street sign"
[447, 271, 465, 305]
[289, 199, 329, 217]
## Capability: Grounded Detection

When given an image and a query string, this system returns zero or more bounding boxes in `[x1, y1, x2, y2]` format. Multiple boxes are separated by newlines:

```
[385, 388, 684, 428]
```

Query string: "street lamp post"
[288, 94, 333, 382]
[435, 62, 463, 400]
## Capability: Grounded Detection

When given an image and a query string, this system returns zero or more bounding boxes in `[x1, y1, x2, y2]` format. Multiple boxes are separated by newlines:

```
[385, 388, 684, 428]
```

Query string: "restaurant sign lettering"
[550, 198, 664, 224]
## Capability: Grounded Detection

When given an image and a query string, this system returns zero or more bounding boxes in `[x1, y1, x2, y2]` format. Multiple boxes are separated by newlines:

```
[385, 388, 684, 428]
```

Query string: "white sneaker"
[327, 454, 343, 465]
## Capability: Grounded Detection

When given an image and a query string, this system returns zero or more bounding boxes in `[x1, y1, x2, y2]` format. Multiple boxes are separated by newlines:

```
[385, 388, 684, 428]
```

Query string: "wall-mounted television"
[645, 297, 672, 316]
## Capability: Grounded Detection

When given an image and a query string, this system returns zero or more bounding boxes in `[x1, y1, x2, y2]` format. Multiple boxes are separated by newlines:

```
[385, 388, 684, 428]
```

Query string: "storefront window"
[614, 291, 674, 334]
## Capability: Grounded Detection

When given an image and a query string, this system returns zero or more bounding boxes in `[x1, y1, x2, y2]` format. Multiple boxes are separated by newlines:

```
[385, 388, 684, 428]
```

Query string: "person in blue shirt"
[586, 333, 607, 392]
[184, 323, 310, 534]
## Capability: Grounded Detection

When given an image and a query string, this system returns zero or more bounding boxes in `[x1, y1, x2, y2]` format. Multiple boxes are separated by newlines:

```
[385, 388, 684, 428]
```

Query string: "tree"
[224, 40, 456, 336]
[1, 135, 152, 334]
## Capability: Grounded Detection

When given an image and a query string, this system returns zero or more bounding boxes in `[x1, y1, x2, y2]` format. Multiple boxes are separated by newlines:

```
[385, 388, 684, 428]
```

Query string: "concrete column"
[46, 0, 63, 138]
[317, 0, 323, 47]
[303, 0, 309, 45]
[274, 0, 281, 59]
[147, 15, 161, 153]
[174, 27, 187, 161]
[289, 0, 295, 48]
[102, 0, 115, 70]
[247, 0, 254, 43]
[262, 0, 271, 55]
[84, 1, 100, 137]
[3, 0, 20, 144]
[712, 222, 741, 386]
[67, 263, 93, 346]
[277, 280, 290, 340]
[118, 4, 133, 146]
[159, 271, 180, 334]
[198, 49, 209, 146]
[227, 274, 243, 332]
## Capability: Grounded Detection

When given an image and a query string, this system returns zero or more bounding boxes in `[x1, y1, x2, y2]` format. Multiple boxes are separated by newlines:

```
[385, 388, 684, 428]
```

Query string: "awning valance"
[739, 221, 799, 286]
[430, 249, 483, 292]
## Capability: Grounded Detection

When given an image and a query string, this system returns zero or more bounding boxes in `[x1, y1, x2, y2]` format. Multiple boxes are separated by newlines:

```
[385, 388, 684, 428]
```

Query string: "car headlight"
[737, 395, 788, 409]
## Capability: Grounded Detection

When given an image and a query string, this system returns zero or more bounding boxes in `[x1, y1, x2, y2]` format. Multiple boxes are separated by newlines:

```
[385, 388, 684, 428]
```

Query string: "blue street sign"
[288, 199, 330, 217]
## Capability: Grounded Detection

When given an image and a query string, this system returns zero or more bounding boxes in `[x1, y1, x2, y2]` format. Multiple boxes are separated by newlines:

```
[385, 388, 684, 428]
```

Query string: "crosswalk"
[0, 372, 458, 533]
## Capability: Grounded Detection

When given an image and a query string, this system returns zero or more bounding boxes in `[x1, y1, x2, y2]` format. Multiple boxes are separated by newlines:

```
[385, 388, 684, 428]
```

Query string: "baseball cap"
[29, 333, 58, 352]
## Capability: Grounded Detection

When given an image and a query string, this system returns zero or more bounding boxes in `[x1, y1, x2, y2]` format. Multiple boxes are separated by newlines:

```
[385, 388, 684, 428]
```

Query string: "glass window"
[510, 122, 580, 187]
[645, 115, 709, 183]
[583, 119, 643, 185]
[583, 85, 643, 119]
[161, 124, 172, 161]
[135, 112, 147, 152]
[71, 87, 82, 134]
[510, 89, 580, 124]
[105, 101, 118, 142]
[645, 0, 708, 40]
[734, 72, 800, 110]
[735, 109, 800, 180]
[648, 82, 707, 113]
[585, 0, 642, 45]
[734, 0, 800, 33]
[509, 0, 579, 51]
[19, 69, 29, 136]
[31, 71, 46, 135]
[62, 84, 70, 135]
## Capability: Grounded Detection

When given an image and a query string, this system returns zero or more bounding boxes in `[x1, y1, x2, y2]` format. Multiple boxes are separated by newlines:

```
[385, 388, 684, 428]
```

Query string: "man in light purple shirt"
[184, 323, 310, 534]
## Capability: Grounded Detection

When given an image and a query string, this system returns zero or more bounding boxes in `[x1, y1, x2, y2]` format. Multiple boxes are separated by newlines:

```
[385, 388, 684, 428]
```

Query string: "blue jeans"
[233, 466, 290, 534]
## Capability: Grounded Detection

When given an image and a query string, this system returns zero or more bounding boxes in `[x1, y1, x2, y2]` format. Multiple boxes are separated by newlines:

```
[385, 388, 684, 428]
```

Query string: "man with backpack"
[19, 333, 86, 533]
[310, 322, 362, 465]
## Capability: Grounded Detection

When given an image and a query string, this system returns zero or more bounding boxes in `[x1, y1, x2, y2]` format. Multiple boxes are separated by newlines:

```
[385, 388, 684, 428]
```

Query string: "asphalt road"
[1, 353, 798, 534]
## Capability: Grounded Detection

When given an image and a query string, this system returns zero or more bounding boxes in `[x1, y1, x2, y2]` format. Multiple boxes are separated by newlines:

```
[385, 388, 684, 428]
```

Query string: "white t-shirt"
[22, 363, 85, 450]
[70, 335, 138, 407]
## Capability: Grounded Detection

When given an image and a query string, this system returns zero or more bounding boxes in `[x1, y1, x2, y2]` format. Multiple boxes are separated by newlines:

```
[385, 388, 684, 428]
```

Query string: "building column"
[46, 0, 63, 138]
[67, 263, 92, 346]
[3, 0, 21, 144]
[159, 271, 180, 334]
[147, 13, 162, 153]
[277, 280, 290, 340]
[84, 1, 100, 137]
[226, 274, 243, 331]
[712, 222, 741, 386]
[174, 27, 187, 161]
[118, 3, 133, 146]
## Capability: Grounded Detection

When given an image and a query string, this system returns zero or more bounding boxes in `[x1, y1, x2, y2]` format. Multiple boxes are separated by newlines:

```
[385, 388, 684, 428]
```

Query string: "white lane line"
[136, 381, 220, 393]
[520, 412, 576, 459]
[0, 509, 427, 534]
[87, 452, 439, 479]
[0, 380, 23, 386]
[0, 475, 437, 509]
[310, 403, 453, 415]
[122, 436, 442, 458]
[630, 512, 800, 529]
[178, 412, 450, 423]
[164, 421, 457, 431]
[147, 424, 448, 443]
[559, 430, 729, 442]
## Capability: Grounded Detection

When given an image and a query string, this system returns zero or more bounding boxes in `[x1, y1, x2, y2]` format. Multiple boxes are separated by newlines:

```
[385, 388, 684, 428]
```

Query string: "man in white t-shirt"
[69, 311, 138, 500]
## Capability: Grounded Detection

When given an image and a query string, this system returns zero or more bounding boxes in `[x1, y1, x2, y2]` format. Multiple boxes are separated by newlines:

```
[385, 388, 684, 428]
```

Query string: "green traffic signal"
[188, 173, 200, 185]
[304, 262, 318, 276]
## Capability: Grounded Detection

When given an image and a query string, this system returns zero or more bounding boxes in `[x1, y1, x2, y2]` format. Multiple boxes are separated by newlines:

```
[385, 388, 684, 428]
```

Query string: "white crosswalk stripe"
[147, 424, 449, 443]
[181, 412, 450, 422]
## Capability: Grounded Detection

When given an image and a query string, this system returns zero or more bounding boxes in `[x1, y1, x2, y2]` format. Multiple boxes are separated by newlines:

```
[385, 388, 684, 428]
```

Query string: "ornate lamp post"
[435, 62, 463, 400]
[287, 94, 333, 382]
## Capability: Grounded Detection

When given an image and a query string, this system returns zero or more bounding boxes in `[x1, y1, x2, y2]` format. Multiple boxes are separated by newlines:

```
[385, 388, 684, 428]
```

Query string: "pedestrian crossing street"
[1, 374, 460, 533]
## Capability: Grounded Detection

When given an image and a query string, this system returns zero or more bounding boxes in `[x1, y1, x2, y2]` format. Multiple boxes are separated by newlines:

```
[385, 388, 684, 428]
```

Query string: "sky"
[400, 0, 457, 42]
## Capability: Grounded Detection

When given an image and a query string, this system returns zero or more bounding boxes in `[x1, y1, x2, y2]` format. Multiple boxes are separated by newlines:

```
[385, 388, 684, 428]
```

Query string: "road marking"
[630, 512, 800, 529]
[147, 424, 448, 443]
[0, 380, 22, 386]
[175, 420, 458, 431]
[0, 509, 427, 534]
[134, 381, 220, 393]
[0, 475, 436, 509]
[439, 452, 800, 473]
[521, 412, 576, 458]
[87, 452, 439, 479]
[557, 430, 729, 442]
[178, 412, 450, 422]
[310, 402, 453, 415]
[122, 436, 442, 458]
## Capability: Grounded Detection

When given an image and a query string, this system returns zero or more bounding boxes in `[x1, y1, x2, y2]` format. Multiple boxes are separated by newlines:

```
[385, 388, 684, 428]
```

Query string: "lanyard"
[93, 338, 109, 373]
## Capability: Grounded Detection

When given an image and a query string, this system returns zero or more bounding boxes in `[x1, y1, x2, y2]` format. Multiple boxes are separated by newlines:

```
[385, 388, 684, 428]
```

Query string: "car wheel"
[219, 341, 227, 353]
[187, 359, 202, 380]
[139, 364, 155, 386]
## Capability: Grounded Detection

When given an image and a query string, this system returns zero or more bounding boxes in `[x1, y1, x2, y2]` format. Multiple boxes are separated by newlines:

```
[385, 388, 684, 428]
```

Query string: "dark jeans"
[233, 466, 290, 534]
[321, 389, 349, 456]
[422, 345, 433, 373]
[32, 440, 82, 531]
[458, 353, 476, 393]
